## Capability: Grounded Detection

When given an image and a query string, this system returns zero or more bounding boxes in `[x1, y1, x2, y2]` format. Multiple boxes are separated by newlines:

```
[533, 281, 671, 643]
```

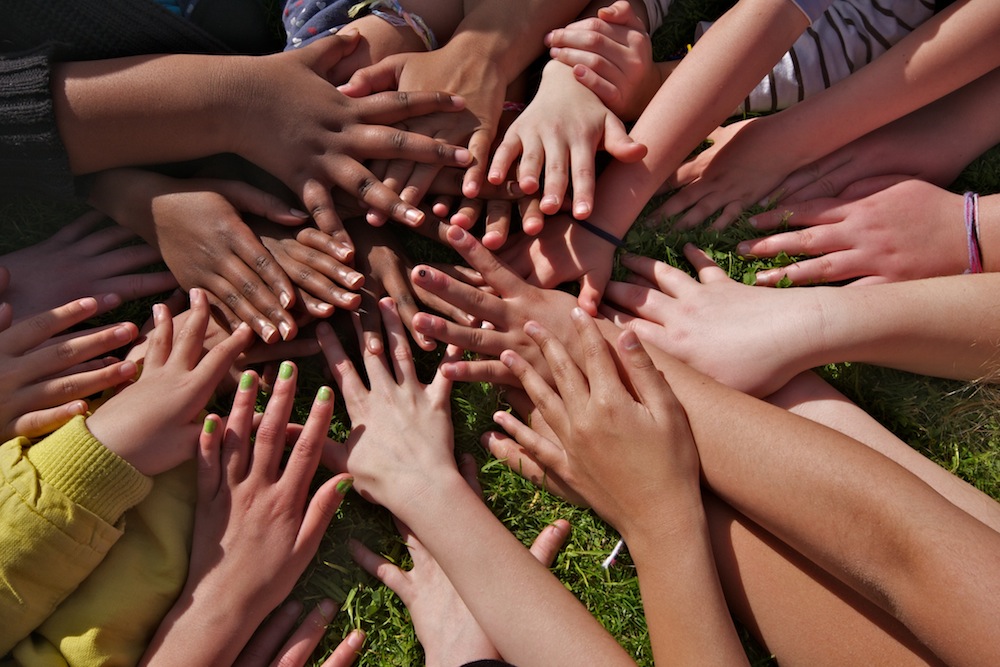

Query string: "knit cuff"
[0, 47, 76, 200]
[27, 416, 153, 526]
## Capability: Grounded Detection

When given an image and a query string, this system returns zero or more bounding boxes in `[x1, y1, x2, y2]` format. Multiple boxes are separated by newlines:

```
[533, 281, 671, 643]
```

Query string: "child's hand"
[253, 220, 365, 319]
[85, 289, 253, 476]
[492, 309, 701, 537]
[0, 210, 176, 320]
[317, 298, 457, 509]
[244, 36, 473, 243]
[546, 0, 661, 121]
[235, 600, 363, 667]
[0, 288, 139, 440]
[500, 215, 618, 315]
[489, 61, 645, 226]
[142, 365, 352, 666]
[600, 247, 821, 397]
[741, 178, 970, 285]
[350, 454, 570, 667]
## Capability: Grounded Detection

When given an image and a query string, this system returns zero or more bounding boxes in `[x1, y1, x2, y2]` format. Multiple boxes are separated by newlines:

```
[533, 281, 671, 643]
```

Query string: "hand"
[237, 35, 472, 242]
[85, 289, 254, 476]
[489, 60, 646, 227]
[546, 0, 661, 121]
[252, 219, 365, 318]
[350, 454, 571, 667]
[408, 225, 587, 384]
[492, 309, 700, 536]
[599, 247, 822, 397]
[0, 288, 139, 439]
[142, 364, 353, 666]
[0, 210, 176, 320]
[656, 117, 790, 230]
[235, 600, 364, 667]
[348, 221, 481, 354]
[317, 297, 457, 510]
[124, 290, 321, 397]
[339, 46, 505, 203]
[740, 178, 969, 286]
[500, 216, 618, 315]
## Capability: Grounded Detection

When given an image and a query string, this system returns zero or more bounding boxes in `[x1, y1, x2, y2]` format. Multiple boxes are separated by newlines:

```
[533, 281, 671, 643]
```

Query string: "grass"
[5, 1, 999, 664]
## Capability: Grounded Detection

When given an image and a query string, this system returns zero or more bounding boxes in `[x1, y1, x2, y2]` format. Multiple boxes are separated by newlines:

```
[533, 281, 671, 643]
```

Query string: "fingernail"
[102, 293, 122, 309]
[189, 287, 204, 305]
[748, 217, 759, 228]
[118, 361, 137, 378]
[239, 372, 254, 391]
[500, 351, 514, 368]
[317, 386, 332, 402]
[755, 272, 773, 285]
[524, 321, 541, 337]
[737, 242, 750, 256]
[203, 418, 217, 434]
[279, 291, 292, 308]
[542, 195, 558, 209]
[278, 361, 294, 380]
[278, 321, 293, 340]
[261, 324, 278, 344]
[405, 208, 424, 225]
[454, 148, 471, 165]
[570, 307, 585, 321]
[574, 202, 591, 217]
[622, 330, 641, 350]
[114, 324, 132, 343]
[347, 629, 365, 649]
[336, 477, 354, 495]
[290, 208, 309, 218]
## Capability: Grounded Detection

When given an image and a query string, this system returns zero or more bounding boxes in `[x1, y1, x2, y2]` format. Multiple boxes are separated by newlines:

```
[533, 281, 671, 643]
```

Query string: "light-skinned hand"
[741, 178, 970, 285]
[0, 210, 176, 320]
[489, 60, 646, 227]
[546, 0, 661, 121]
[142, 364, 353, 666]
[0, 284, 139, 440]
[235, 599, 364, 667]
[85, 289, 253, 476]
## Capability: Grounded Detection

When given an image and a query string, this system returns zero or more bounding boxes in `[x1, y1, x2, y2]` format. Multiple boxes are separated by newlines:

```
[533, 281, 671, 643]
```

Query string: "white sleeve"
[788, 0, 836, 24]
[641, 0, 673, 33]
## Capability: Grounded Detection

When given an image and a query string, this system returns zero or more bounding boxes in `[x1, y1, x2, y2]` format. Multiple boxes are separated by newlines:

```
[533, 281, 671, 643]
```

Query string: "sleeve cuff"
[26, 416, 153, 525]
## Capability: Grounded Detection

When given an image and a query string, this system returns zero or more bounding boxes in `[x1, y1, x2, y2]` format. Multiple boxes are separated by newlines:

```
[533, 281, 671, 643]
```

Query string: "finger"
[521, 319, 589, 407]
[709, 200, 747, 231]
[283, 385, 336, 500]
[515, 133, 544, 197]
[773, 153, 853, 204]
[214, 179, 313, 228]
[316, 321, 368, 400]
[539, 138, 570, 217]
[197, 415, 223, 504]
[462, 127, 496, 200]
[372, 263, 434, 352]
[173, 288, 211, 369]
[457, 451, 484, 497]
[352, 90, 467, 126]
[601, 114, 646, 165]
[497, 348, 570, 453]
[618, 253, 693, 297]
[528, 519, 571, 567]
[738, 226, 845, 261]
[482, 199, 512, 251]
[296, 472, 350, 561]
[253, 361, 298, 480]
[301, 179, 351, 252]
[754, 251, 867, 287]
[615, 328, 676, 413]
[49, 209, 106, 243]
[7, 401, 89, 440]
[449, 197, 482, 231]
[101, 271, 178, 306]
[747, 199, 846, 232]
[568, 308, 622, 402]
[439, 358, 519, 386]
[1, 296, 106, 355]
[519, 196, 546, 236]
[481, 430, 577, 501]
[837, 174, 911, 201]
[412, 312, 508, 358]
[143, 303, 174, 369]
[682, 244, 731, 284]
[577, 270, 605, 317]
[29, 321, 137, 382]
[270, 600, 340, 666]
[348, 538, 411, 601]
[378, 297, 417, 381]
[230, 234, 298, 341]
[233, 600, 303, 667]
[488, 135, 523, 188]
[319, 629, 365, 667]
[223, 370, 260, 484]
[400, 163, 442, 209]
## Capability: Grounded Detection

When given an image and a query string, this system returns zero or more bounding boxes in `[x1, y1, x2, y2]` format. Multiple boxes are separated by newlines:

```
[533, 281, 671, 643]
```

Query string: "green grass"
[5, 1, 999, 664]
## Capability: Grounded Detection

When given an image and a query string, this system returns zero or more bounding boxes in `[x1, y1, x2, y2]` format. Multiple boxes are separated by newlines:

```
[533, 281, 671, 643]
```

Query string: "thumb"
[298, 30, 361, 79]
[603, 115, 647, 163]
[337, 58, 400, 97]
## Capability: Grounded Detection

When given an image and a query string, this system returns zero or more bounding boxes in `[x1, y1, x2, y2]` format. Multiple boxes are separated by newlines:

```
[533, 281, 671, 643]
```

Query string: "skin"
[142, 367, 352, 666]
[407, 227, 1000, 665]
[89, 168, 307, 343]
[235, 600, 364, 667]
[351, 453, 572, 667]
[85, 289, 254, 476]
[53, 34, 473, 250]
[0, 285, 140, 440]
[0, 210, 176, 320]
[316, 299, 634, 667]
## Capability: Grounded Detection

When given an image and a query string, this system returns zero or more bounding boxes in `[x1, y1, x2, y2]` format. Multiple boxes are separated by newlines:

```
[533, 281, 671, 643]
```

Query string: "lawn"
[4, 0, 999, 664]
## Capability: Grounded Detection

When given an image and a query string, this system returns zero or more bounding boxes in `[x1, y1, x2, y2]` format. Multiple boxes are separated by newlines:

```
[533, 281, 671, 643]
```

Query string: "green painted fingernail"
[317, 386, 332, 402]
[203, 418, 217, 434]
[335, 477, 354, 495]
[278, 361, 294, 380]
[239, 372, 254, 391]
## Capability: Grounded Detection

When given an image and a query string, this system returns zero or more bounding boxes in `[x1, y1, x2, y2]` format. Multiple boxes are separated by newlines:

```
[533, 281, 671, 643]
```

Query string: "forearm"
[588, 0, 808, 237]
[52, 54, 248, 174]
[453, 0, 591, 83]
[624, 506, 749, 666]
[791, 274, 1000, 381]
[395, 472, 634, 667]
